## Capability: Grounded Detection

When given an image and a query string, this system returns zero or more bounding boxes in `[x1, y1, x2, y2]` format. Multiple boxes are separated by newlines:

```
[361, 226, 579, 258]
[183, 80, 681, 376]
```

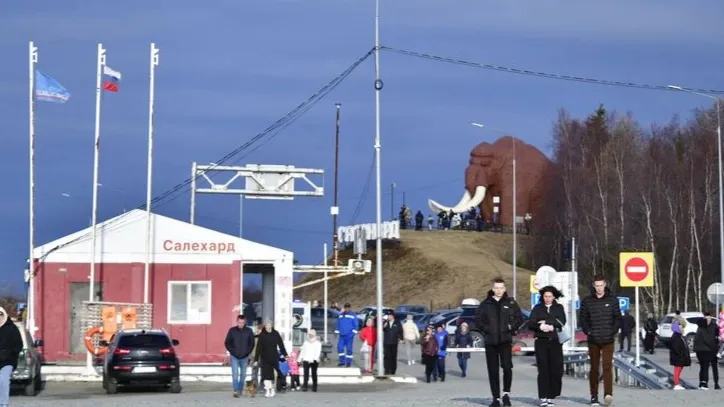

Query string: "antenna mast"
[332, 103, 341, 266]
[373, 0, 385, 377]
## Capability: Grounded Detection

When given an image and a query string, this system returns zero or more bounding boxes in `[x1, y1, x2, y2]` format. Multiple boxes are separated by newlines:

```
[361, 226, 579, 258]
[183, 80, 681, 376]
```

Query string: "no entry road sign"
[619, 252, 654, 287]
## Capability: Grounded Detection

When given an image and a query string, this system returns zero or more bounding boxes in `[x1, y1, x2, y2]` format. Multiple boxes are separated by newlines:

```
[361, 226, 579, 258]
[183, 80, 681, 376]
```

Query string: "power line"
[40, 48, 375, 259]
[381, 46, 724, 94]
[348, 152, 375, 224]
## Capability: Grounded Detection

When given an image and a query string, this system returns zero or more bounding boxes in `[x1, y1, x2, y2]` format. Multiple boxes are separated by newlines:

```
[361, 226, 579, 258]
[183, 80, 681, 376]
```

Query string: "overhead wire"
[39, 48, 375, 259]
[347, 152, 376, 225]
[381, 46, 724, 94]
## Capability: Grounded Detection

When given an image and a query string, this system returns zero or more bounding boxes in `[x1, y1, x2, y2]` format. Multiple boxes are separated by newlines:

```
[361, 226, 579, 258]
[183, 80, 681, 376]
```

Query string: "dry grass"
[295, 230, 533, 310]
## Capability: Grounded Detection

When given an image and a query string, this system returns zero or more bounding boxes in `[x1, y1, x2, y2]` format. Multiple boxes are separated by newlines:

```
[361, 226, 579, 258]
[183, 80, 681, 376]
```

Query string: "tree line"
[531, 103, 722, 316]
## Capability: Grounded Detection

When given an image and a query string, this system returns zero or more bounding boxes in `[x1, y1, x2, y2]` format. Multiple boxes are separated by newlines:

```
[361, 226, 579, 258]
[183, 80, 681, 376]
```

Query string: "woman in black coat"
[254, 320, 288, 397]
[693, 312, 720, 389]
[529, 286, 567, 407]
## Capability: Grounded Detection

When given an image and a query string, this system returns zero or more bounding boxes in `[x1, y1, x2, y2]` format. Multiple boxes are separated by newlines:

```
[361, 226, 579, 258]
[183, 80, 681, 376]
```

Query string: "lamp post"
[471, 122, 518, 299]
[669, 85, 723, 315]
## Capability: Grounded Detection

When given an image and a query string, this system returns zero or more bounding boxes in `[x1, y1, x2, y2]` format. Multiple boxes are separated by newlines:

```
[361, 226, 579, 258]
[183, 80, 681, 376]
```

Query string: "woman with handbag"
[359, 318, 377, 373]
[529, 285, 567, 407]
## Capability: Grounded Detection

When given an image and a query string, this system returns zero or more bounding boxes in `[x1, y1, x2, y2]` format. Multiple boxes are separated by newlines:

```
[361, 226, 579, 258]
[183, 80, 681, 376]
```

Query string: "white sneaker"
[673, 385, 685, 390]
[699, 385, 709, 390]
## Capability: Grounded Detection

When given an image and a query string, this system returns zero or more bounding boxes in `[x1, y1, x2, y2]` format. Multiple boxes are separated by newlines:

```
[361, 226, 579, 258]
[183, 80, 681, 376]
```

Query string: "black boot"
[426, 374, 431, 383]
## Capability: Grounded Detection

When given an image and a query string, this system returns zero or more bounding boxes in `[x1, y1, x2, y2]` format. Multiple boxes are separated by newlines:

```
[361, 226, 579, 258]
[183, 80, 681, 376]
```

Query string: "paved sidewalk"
[12, 352, 723, 406]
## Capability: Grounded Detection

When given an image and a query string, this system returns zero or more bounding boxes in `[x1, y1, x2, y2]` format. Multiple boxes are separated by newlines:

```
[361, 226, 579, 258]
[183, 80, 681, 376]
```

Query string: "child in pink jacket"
[288, 349, 301, 391]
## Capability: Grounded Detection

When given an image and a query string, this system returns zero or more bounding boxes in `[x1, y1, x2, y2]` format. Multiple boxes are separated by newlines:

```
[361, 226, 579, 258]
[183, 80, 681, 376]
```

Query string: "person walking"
[643, 313, 658, 354]
[299, 329, 322, 392]
[455, 322, 473, 378]
[420, 325, 439, 383]
[669, 320, 692, 390]
[254, 320, 288, 398]
[475, 278, 523, 407]
[433, 324, 448, 382]
[382, 310, 403, 375]
[693, 312, 720, 390]
[579, 275, 621, 406]
[359, 318, 377, 373]
[250, 321, 262, 387]
[0, 307, 23, 407]
[335, 303, 358, 367]
[529, 286, 566, 407]
[402, 314, 420, 365]
[618, 310, 635, 352]
[223, 314, 255, 398]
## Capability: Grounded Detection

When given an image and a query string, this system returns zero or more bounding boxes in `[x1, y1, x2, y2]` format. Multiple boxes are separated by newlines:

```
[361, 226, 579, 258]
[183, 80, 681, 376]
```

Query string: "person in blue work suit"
[335, 302, 358, 367]
[433, 323, 448, 382]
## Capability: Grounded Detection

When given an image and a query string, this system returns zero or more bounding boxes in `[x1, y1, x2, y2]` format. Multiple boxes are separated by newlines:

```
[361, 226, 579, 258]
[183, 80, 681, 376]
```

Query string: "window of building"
[167, 281, 212, 324]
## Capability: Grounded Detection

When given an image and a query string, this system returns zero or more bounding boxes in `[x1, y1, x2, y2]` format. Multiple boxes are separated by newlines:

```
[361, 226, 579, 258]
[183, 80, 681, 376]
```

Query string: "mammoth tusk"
[428, 190, 471, 214]
[428, 187, 486, 214]
[456, 186, 486, 212]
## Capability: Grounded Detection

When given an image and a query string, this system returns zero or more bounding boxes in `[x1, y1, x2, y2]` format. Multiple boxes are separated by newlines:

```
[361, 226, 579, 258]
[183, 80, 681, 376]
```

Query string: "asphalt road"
[14, 356, 724, 407]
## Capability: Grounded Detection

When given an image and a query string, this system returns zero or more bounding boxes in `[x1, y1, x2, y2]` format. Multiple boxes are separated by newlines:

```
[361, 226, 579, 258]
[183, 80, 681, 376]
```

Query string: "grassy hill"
[295, 230, 534, 310]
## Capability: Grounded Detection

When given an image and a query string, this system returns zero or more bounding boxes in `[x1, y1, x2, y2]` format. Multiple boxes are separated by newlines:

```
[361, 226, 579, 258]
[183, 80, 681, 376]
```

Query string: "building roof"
[33, 209, 293, 265]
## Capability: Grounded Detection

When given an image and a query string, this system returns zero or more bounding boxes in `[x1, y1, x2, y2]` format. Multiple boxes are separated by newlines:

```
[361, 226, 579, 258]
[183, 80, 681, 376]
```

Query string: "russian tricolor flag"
[102, 65, 121, 92]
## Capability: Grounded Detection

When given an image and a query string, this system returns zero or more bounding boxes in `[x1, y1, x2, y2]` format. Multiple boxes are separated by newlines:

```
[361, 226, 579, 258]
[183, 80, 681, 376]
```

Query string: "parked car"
[415, 313, 436, 331]
[396, 304, 429, 314]
[101, 329, 182, 394]
[356, 306, 394, 329]
[10, 321, 43, 396]
[309, 307, 340, 335]
[429, 309, 462, 325]
[658, 312, 704, 349]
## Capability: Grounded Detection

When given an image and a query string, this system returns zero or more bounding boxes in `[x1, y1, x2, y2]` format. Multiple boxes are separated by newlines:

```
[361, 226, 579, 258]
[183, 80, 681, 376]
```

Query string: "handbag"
[360, 341, 371, 353]
[556, 318, 571, 344]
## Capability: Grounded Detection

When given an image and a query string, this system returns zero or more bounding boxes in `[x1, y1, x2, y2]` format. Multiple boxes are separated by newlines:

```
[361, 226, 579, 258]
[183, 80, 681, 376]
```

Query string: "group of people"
[668, 309, 723, 390]
[224, 315, 323, 398]
[412, 275, 626, 407]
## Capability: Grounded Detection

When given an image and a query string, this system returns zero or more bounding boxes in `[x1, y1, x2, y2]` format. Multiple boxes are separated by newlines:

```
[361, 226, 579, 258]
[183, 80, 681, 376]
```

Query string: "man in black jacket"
[579, 275, 621, 406]
[643, 313, 658, 354]
[474, 278, 523, 407]
[618, 310, 635, 352]
[382, 310, 403, 375]
[693, 312, 720, 390]
[0, 307, 23, 406]
[224, 314, 255, 397]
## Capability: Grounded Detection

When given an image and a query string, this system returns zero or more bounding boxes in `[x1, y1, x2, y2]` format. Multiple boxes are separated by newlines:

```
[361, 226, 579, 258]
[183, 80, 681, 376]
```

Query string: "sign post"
[619, 252, 654, 367]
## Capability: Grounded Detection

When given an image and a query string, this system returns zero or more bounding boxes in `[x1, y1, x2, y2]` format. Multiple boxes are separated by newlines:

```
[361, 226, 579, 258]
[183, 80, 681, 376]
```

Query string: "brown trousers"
[588, 342, 614, 397]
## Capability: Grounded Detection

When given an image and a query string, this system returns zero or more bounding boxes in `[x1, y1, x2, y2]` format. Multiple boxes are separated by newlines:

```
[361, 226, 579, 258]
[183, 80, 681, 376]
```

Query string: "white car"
[658, 312, 704, 349]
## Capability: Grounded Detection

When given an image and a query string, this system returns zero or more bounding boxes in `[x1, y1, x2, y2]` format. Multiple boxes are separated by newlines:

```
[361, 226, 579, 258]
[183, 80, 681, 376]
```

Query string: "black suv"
[100, 329, 181, 394]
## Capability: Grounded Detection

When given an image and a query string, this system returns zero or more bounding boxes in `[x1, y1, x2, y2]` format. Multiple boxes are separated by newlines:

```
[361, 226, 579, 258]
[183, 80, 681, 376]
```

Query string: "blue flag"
[35, 70, 70, 103]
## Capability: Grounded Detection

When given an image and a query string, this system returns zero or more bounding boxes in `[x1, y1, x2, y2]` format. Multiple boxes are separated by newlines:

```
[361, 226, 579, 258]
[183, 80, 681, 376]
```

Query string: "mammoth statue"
[428, 136, 556, 226]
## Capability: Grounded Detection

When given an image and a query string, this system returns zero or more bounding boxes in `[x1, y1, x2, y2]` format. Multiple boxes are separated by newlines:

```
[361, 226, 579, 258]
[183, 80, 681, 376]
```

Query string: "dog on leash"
[245, 380, 258, 397]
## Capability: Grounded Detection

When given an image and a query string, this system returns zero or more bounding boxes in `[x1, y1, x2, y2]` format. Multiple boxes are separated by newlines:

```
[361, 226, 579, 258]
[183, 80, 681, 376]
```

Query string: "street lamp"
[668, 85, 723, 314]
[471, 122, 518, 299]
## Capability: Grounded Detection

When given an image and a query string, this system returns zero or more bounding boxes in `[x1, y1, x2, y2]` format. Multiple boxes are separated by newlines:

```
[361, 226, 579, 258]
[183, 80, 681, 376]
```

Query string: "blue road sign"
[531, 293, 540, 308]
[618, 297, 630, 312]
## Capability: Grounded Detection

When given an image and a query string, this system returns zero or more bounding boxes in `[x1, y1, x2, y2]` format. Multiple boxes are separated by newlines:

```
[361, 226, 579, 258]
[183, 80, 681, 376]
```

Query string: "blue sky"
[1, 1, 723, 294]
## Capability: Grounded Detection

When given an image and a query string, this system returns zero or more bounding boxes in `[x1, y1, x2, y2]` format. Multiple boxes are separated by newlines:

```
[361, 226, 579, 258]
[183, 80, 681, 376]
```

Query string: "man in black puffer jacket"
[579, 275, 621, 406]
[224, 314, 255, 397]
[0, 307, 23, 406]
[474, 278, 523, 407]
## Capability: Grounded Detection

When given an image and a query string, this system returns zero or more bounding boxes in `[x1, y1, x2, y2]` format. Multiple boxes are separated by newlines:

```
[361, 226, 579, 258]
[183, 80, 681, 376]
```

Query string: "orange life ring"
[84, 326, 108, 356]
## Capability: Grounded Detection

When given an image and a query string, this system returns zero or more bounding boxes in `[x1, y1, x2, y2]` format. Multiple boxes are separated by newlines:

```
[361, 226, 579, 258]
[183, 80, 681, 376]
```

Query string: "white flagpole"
[28, 41, 38, 332]
[88, 42, 106, 372]
[144, 43, 159, 304]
